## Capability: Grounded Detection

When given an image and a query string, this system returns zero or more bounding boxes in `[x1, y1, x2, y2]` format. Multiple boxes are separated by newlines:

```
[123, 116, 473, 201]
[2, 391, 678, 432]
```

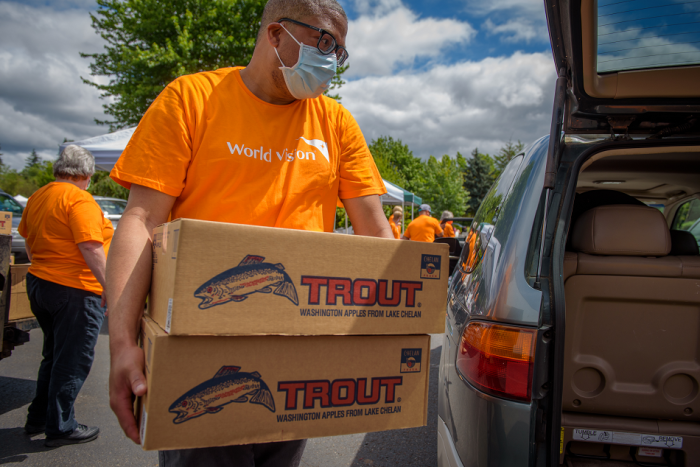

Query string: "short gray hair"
[440, 211, 454, 221]
[54, 145, 95, 180]
[257, 0, 347, 42]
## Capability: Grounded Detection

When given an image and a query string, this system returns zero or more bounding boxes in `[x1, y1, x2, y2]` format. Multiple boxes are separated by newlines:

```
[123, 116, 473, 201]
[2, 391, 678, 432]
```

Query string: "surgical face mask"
[275, 24, 337, 100]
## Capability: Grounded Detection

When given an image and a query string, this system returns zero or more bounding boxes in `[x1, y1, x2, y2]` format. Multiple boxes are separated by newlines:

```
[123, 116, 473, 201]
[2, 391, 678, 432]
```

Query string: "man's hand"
[109, 343, 147, 443]
[342, 195, 394, 239]
[107, 184, 175, 443]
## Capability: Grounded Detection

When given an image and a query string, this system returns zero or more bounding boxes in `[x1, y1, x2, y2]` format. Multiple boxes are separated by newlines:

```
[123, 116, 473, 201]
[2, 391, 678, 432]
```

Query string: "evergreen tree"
[0, 144, 4, 167]
[463, 148, 495, 215]
[26, 149, 41, 169]
[492, 139, 524, 178]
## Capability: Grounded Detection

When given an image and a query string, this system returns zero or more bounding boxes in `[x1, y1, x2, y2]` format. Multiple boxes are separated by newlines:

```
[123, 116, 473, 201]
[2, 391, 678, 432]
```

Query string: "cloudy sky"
[0, 0, 557, 169]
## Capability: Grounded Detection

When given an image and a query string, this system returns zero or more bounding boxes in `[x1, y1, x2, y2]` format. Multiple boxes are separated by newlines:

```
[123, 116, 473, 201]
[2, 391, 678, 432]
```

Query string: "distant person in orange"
[403, 204, 443, 242]
[19, 145, 112, 447]
[440, 210, 455, 238]
[389, 206, 402, 239]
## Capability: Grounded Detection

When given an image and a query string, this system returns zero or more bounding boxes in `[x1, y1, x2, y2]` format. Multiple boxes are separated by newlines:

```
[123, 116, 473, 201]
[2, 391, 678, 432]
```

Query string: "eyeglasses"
[278, 18, 349, 66]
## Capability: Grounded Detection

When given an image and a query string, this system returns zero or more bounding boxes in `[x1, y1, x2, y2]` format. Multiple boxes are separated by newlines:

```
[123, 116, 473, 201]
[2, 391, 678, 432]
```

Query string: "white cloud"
[339, 51, 556, 158]
[0, 1, 108, 169]
[465, 0, 545, 17]
[346, 2, 476, 76]
[483, 18, 548, 43]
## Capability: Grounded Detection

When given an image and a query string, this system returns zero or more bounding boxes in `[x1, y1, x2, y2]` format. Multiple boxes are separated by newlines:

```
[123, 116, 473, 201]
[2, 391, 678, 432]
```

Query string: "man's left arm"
[342, 195, 394, 239]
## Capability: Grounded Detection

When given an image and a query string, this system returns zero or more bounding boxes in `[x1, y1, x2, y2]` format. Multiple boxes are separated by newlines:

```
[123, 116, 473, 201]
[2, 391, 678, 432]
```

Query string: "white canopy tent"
[62, 128, 423, 234]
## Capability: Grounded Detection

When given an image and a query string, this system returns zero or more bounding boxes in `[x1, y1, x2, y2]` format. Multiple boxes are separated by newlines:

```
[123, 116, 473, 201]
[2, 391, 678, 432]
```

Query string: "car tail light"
[456, 321, 536, 402]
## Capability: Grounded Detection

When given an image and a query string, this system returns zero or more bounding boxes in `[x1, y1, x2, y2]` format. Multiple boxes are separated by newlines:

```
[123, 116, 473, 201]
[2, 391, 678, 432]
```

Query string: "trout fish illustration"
[169, 365, 276, 424]
[194, 255, 299, 309]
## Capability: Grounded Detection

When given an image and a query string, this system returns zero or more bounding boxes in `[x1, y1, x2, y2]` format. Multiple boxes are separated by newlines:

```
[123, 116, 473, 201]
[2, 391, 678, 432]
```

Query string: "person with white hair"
[18, 144, 112, 447]
[105, 0, 392, 465]
[440, 210, 456, 238]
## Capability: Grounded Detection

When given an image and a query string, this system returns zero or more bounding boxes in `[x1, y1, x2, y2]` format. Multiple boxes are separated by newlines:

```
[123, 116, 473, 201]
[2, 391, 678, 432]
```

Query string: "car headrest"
[571, 205, 671, 256]
[670, 230, 700, 256]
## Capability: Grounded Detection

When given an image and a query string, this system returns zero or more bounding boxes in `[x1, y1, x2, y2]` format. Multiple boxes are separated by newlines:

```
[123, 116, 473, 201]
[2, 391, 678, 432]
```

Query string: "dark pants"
[25, 273, 105, 437]
[159, 440, 307, 467]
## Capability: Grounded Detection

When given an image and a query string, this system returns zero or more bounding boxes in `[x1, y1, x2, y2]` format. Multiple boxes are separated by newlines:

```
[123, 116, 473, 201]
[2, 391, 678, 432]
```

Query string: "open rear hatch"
[542, 1, 700, 465]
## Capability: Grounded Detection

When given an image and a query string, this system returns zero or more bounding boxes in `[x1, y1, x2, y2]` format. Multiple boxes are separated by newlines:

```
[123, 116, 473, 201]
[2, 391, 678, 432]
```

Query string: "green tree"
[463, 148, 495, 215]
[415, 155, 469, 217]
[324, 64, 349, 102]
[82, 0, 267, 130]
[492, 139, 524, 178]
[368, 136, 423, 192]
[25, 149, 41, 169]
[0, 144, 4, 167]
[88, 170, 130, 200]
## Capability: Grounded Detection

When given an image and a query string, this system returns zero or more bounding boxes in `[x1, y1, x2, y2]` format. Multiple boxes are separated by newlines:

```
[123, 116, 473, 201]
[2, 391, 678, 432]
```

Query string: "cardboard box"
[136, 316, 430, 451]
[0, 212, 12, 235]
[149, 219, 449, 336]
[8, 264, 33, 321]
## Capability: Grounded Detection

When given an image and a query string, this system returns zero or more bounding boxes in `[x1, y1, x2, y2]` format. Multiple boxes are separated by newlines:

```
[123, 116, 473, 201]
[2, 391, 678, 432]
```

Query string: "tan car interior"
[560, 149, 700, 465]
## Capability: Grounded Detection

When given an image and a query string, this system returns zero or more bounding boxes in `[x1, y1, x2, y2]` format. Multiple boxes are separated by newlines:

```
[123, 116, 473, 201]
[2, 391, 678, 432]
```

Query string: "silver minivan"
[438, 1, 700, 465]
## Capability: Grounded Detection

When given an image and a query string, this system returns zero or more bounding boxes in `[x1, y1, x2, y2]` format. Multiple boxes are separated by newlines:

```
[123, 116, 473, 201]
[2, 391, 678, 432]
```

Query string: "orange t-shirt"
[111, 67, 386, 231]
[18, 182, 114, 294]
[404, 215, 443, 242]
[443, 222, 455, 238]
[389, 218, 401, 239]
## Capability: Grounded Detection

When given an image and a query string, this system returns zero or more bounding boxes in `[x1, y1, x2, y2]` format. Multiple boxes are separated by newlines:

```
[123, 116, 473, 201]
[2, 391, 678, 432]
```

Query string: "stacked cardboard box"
[8, 264, 33, 321]
[138, 219, 449, 451]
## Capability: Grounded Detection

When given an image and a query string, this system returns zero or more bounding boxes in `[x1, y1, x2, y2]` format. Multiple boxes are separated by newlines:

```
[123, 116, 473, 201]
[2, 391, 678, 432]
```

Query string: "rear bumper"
[438, 415, 465, 467]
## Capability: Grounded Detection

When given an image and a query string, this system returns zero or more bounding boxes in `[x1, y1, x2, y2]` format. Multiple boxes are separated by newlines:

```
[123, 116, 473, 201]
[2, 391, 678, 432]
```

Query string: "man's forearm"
[106, 213, 157, 347]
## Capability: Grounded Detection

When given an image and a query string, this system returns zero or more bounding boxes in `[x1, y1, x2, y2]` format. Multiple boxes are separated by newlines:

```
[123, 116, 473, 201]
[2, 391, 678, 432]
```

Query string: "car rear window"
[597, 0, 700, 73]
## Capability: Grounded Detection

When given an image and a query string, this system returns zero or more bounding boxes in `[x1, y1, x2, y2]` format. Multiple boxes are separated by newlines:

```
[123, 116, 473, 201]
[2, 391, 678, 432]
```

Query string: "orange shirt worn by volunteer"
[404, 215, 443, 243]
[18, 182, 114, 294]
[443, 222, 455, 238]
[389, 219, 400, 239]
[111, 67, 386, 229]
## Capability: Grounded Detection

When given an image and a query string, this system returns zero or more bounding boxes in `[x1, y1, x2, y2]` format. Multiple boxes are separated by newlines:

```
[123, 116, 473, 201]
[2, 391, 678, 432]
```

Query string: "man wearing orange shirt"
[106, 0, 391, 466]
[402, 204, 443, 243]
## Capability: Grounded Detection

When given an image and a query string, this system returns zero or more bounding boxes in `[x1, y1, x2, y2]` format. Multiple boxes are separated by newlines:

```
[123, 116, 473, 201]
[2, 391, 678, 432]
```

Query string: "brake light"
[456, 321, 536, 402]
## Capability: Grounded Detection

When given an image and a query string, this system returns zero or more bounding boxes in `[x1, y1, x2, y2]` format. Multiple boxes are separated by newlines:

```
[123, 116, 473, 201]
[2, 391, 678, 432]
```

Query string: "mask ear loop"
[275, 23, 302, 68]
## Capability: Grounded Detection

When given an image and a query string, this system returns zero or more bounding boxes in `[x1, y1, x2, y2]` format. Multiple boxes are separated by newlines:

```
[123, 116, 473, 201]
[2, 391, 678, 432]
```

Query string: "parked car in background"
[0, 190, 27, 263]
[93, 196, 127, 229]
[438, 1, 700, 466]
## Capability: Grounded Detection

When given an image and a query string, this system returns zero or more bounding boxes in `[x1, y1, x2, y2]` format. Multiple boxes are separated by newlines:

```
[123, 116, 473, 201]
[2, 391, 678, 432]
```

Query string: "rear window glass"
[597, 0, 700, 73]
[671, 198, 700, 248]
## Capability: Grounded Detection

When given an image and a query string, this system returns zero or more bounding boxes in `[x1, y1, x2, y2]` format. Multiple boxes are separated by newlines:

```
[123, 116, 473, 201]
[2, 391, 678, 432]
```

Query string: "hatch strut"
[534, 68, 566, 290]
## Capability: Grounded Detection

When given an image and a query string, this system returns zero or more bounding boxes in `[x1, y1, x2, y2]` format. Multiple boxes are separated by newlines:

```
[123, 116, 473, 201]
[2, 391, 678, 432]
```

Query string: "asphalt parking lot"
[0, 319, 442, 466]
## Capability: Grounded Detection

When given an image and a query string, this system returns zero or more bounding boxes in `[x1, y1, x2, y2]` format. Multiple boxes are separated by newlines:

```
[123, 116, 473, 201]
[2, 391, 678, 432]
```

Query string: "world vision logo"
[226, 136, 329, 164]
